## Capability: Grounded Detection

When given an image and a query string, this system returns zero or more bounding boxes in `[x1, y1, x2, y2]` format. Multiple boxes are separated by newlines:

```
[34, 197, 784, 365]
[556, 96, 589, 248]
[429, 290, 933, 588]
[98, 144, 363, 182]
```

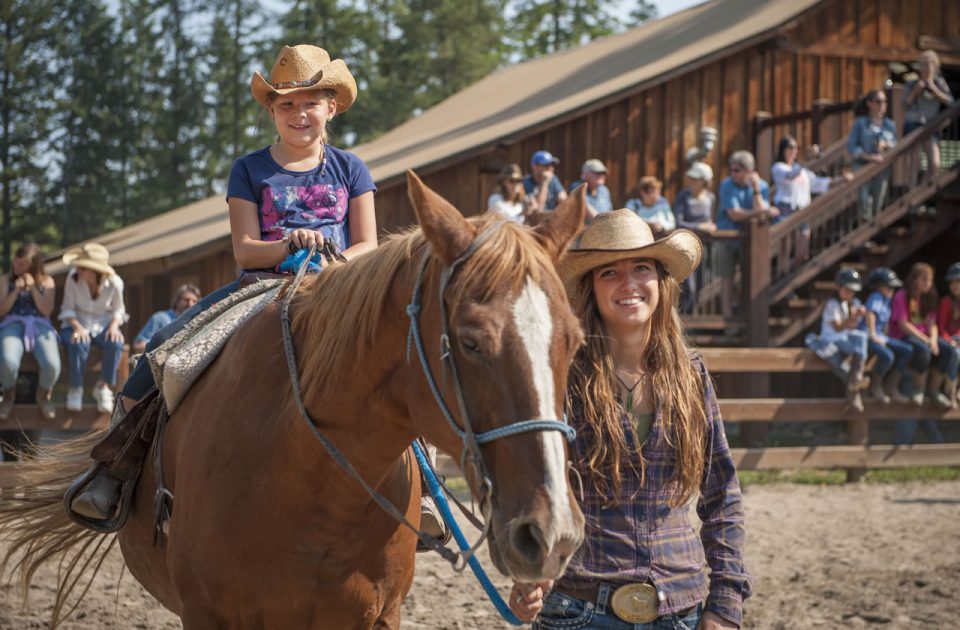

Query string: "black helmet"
[946, 262, 960, 282]
[867, 267, 903, 289]
[835, 268, 862, 291]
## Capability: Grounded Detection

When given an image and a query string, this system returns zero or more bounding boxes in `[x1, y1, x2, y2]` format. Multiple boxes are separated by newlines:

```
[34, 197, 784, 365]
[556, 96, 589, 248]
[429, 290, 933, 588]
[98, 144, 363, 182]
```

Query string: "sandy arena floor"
[1, 480, 957, 629]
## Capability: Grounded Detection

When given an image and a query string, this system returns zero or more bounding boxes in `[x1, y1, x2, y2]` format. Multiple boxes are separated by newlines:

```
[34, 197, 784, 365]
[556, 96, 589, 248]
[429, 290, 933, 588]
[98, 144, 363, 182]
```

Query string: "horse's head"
[406, 172, 586, 583]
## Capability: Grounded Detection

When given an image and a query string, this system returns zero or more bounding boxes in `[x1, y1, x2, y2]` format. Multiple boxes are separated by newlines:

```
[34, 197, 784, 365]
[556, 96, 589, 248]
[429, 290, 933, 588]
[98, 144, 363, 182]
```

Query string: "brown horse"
[0, 173, 587, 629]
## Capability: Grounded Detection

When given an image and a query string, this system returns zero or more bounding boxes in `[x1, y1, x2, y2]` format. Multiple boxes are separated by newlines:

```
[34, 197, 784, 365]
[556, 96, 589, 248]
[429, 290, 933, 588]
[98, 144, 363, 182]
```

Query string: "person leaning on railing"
[847, 90, 897, 220]
[714, 150, 778, 319]
[903, 50, 955, 177]
[771, 135, 853, 267]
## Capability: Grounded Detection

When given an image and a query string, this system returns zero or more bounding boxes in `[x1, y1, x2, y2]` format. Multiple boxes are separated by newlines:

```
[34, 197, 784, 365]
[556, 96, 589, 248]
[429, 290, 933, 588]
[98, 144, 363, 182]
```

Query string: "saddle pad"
[147, 280, 284, 413]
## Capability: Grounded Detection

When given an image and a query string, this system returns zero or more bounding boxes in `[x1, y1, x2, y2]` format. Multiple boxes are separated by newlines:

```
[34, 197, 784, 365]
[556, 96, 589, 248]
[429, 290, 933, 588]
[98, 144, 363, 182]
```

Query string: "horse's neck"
[294, 262, 421, 493]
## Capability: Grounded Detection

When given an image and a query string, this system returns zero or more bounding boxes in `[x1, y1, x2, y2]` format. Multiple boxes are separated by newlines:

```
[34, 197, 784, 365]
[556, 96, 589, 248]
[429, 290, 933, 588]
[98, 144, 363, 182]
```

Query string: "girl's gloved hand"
[278, 248, 324, 274]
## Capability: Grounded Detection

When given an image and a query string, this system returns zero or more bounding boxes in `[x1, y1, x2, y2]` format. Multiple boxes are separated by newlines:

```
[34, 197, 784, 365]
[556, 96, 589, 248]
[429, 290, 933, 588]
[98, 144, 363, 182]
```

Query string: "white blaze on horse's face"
[511, 276, 576, 555]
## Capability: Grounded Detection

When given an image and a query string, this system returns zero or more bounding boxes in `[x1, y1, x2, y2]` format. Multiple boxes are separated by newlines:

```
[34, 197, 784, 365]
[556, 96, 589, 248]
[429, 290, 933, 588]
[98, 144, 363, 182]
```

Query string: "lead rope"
[279, 244, 463, 566]
[412, 441, 524, 626]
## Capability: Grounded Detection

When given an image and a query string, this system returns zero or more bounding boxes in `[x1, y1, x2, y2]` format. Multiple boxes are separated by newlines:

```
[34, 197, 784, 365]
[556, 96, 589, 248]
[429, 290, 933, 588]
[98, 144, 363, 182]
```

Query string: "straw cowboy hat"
[558, 209, 703, 296]
[62, 242, 115, 276]
[251, 44, 358, 112]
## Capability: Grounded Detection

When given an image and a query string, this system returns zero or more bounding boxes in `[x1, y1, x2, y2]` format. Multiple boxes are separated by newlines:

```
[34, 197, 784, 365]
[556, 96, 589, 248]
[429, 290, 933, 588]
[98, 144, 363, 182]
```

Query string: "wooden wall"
[372, 0, 960, 231]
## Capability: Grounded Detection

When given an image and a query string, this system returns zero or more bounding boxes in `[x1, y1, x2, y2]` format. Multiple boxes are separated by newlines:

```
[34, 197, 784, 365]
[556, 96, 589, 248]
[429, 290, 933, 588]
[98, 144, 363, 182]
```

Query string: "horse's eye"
[460, 337, 481, 354]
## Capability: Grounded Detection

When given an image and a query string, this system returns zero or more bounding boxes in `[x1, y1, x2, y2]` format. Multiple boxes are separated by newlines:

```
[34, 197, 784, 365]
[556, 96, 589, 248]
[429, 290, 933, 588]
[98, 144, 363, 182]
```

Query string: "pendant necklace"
[615, 373, 645, 416]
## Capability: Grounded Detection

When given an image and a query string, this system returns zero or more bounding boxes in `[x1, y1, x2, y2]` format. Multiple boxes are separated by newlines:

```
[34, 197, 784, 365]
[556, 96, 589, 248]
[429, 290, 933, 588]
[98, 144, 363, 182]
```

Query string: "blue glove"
[278, 248, 324, 274]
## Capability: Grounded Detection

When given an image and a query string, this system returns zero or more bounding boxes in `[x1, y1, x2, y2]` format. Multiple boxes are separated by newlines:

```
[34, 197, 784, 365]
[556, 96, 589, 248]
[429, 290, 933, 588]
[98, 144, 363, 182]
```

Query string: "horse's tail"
[0, 430, 117, 628]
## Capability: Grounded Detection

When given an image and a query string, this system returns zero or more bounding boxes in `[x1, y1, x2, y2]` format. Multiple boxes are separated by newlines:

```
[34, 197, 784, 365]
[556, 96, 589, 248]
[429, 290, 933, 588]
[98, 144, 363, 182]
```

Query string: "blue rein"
[412, 440, 524, 626]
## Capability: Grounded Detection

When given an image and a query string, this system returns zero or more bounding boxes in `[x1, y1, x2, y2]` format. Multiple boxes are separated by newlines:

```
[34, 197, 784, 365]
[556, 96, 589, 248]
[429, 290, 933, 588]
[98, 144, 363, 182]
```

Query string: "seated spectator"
[674, 161, 716, 313]
[58, 243, 127, 414]
[847, 90, 897, 219]
[522, 150, 567, 219]
[132, 283, 202, 354]
[625, 176, 675, 237]
[888, 262, 959, 408]
[568, 158, 613, 220]
[816, 268, 871, 412]
[771, 135, 853, 265]
[715, 150, 778, 318]
[903, 50, 954, 176]
[0, 243, 60, 420]
[486, 163, 527, 224]
[937, 262, 960, 408]
[859, 267, 912, 404]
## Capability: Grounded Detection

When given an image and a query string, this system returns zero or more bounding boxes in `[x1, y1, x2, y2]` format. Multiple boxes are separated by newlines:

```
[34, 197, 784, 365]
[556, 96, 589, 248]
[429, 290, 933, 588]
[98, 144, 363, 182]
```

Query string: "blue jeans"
[894, 418, 946, 445]
[121, 280, 241, 401]
[0, 323, 61, 390]
[904, 335, 958, 374]
[534, 585, 703, 630]
[867, 337, 913, 377]
[833, 330, 868, 360]
[60, 327, 124, 387]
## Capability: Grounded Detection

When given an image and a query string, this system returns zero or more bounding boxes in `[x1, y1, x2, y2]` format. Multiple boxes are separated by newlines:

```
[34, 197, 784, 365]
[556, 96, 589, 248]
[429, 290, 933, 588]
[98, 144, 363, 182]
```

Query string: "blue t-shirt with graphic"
[226, 145, 376, 254]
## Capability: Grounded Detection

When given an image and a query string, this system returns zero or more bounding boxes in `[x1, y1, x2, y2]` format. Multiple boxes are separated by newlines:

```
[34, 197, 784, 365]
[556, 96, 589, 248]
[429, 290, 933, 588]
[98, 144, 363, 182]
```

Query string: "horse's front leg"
[372, 594, 403, 630]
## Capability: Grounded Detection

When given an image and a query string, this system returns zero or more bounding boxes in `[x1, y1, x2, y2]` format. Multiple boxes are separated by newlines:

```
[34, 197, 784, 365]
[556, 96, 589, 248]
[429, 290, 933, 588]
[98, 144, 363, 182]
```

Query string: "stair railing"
[762, 101, 960, 308]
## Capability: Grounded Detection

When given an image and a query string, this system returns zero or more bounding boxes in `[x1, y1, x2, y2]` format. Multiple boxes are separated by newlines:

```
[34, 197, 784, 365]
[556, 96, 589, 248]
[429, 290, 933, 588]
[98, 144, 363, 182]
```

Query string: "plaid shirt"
[558, 355, 752, 626]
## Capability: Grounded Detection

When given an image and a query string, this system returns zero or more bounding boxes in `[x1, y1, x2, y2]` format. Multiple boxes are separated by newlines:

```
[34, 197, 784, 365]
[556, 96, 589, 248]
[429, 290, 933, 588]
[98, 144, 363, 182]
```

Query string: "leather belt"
[555, 583, 696, 624]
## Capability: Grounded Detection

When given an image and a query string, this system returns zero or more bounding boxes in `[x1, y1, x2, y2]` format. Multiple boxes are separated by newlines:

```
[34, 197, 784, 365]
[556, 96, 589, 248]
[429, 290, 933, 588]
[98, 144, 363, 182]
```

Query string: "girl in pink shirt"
[889, 263, 958, 408]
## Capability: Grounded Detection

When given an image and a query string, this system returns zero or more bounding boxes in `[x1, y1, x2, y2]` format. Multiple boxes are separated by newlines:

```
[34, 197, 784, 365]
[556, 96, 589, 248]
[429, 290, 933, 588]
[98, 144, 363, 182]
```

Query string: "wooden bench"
[1, 345, 130, 433]
[432, 347, 960, 478]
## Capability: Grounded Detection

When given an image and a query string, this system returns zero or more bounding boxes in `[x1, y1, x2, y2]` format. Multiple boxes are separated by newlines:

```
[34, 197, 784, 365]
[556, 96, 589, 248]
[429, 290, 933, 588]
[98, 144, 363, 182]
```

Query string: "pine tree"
[150, 0, 207, 214]
[0, 0, 61, 264]
[49, 0, 129, 244]
[199, 0, 273, 195]
[510, 0, 623, 58]
[628, 0, 658, 25]
[114, 0, 166, 226]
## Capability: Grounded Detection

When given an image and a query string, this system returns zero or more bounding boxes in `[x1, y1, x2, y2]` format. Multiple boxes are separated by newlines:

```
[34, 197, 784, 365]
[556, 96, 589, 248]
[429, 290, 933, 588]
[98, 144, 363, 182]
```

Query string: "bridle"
[280, 223, 576, 566]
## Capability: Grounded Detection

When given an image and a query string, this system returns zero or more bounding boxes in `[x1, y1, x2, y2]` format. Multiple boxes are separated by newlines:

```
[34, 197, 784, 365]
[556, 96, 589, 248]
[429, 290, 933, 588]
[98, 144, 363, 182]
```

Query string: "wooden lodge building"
[44, 0, 959, 348]
[12, 0, 957, 468]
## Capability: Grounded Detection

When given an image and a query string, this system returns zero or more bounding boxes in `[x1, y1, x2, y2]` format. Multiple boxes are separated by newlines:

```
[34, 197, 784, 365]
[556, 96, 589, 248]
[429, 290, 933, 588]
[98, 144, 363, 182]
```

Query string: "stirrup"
[64, 463, 135, 534]
[416, 496, 452, 552]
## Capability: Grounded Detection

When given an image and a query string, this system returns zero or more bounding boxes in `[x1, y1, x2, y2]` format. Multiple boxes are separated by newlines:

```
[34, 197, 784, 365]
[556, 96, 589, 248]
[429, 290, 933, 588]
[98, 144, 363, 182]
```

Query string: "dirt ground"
[0, 480, 957, 629]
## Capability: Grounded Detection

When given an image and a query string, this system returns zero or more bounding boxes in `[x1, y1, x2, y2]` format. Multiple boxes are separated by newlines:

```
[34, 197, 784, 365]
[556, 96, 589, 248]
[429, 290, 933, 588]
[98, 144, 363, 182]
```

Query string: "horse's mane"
[292, 215, 557, 398]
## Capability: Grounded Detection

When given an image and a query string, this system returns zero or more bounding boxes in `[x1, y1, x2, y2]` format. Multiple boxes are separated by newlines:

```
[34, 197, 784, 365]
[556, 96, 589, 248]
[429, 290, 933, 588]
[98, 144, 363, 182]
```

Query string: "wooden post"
[811, 99, 834, 148]
[888, 83, 913, 189]
[753, 112, 774, 185]
[741, 219, 771, 447]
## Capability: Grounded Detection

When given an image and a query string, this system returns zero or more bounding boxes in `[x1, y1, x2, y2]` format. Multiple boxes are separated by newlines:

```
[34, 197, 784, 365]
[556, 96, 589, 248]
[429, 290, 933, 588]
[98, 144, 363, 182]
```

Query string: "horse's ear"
[532, 184, 587, 260]
[407, 170, 476, 266]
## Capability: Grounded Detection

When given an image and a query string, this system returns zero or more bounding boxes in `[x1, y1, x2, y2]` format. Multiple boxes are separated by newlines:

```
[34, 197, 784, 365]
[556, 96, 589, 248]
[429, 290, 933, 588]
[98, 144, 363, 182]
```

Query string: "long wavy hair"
[567, 261, 708, 507]
[906, 262, 938, 316]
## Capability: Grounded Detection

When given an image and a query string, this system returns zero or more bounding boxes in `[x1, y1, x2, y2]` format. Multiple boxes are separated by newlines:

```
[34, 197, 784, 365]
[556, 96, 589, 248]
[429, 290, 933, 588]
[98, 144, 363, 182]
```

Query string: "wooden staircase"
[684, 101, 960, 348]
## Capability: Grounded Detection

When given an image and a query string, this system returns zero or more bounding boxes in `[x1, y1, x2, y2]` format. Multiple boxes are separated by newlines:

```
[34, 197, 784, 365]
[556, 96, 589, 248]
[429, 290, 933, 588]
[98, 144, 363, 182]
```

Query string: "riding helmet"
[835, 268, 863, 292]
[946, 262, 960, 282]
[867, 267, 903, 289]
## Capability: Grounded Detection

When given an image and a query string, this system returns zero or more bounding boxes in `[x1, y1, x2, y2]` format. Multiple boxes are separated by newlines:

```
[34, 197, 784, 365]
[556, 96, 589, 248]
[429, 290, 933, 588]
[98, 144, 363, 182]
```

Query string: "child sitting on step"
[813, 268, 871, 412]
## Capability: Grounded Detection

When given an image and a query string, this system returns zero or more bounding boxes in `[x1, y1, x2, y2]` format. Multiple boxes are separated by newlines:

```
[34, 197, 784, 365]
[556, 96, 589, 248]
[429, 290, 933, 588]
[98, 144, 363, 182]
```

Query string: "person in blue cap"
[523, 150, 568, 217]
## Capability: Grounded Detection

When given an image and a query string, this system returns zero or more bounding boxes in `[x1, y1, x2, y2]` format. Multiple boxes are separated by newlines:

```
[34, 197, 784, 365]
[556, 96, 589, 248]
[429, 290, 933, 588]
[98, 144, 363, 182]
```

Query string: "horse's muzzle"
[488, 506, 584, 582]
